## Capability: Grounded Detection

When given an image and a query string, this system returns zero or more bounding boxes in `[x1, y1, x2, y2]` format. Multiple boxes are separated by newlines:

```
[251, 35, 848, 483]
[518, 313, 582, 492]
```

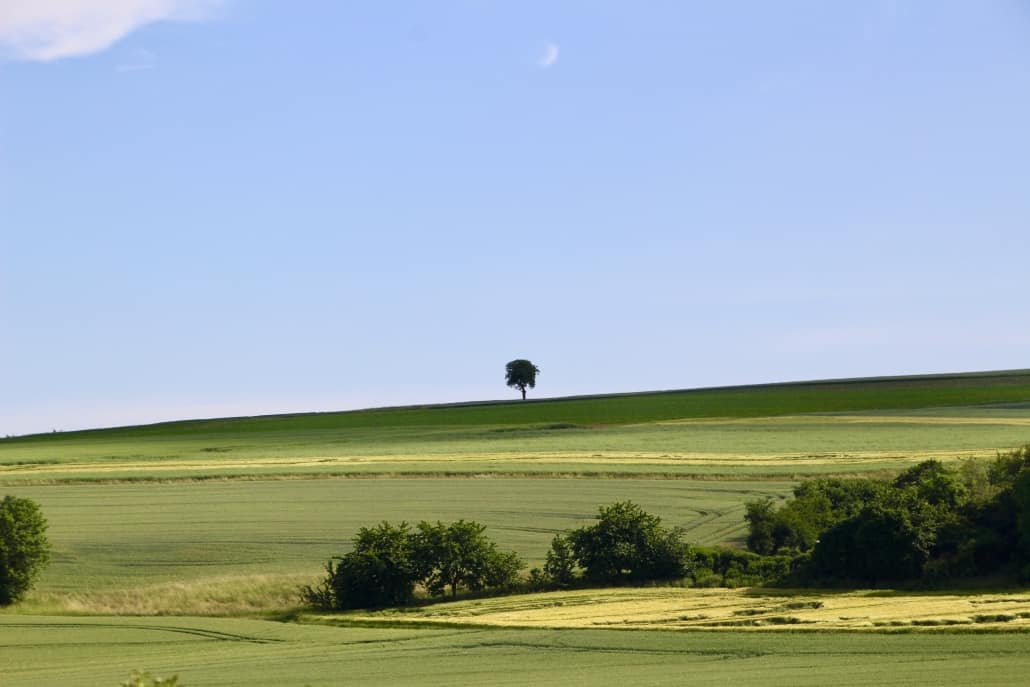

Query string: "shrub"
[688, 546, 798, 587]
[566, 501, 689, 583]
[543, 534, 577, 587]
[121, 671, 181, 687]
[744, 499, 777, 555]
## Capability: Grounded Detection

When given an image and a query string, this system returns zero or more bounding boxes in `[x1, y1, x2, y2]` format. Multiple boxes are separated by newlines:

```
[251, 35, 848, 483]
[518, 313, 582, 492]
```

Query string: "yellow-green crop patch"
[331, 587, 1030, 632]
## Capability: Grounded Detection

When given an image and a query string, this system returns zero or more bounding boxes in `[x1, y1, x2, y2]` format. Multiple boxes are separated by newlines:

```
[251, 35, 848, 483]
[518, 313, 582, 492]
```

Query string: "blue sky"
[2, 1, 1029, 435]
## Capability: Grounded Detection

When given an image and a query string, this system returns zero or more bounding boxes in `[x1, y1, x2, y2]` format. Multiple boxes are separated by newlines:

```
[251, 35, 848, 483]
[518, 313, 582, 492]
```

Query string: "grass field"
[2, 478, 792, 611]
[4, 370, 1030, 685]
[4, 406, 1030, 482]
[4, 616, 1030, 687]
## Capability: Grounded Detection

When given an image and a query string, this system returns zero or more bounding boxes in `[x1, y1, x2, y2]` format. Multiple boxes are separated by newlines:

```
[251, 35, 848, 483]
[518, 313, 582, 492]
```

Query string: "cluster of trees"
[304, 519, 523, 610]
[309, 501, 691, 610]
[745, 446, 1030, 585]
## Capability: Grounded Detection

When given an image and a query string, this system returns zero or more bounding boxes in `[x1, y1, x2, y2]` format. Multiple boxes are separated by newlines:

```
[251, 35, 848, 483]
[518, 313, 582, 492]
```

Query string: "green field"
[3, 478, 791, 610]
[4, 371, 1030, 482]
[4, 616, 1030, 687]
[10, 369, 1030, 440]
[3, 370, 1030, 685]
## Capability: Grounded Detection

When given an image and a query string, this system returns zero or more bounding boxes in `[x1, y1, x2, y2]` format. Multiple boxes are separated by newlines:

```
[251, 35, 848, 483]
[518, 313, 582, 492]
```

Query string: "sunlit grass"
[331, 587, 1030, 632]
[8, 573, 314, 617]
[5, 616, 1030, 686]
[3, 407, 1030, 482]
[3, 371, 1030, 685]
[3, 478, 793, 594]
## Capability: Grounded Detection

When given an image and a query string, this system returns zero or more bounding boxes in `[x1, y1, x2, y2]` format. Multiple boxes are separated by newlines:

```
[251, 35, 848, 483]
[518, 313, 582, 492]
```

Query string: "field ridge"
[5, 368, 1030, 441]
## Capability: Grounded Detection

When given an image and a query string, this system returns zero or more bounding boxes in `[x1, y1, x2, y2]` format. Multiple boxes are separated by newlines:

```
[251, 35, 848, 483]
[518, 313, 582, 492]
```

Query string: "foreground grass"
[4, 615, 1030, 686]
[329, 587, 1030, 632]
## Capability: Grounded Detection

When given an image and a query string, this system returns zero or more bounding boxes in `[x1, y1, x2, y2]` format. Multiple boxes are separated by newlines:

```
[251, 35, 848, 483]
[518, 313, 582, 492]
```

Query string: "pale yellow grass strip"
[0, 449, 1004, 477]
[334, 587, 1030, 631]
[655, 415, 1030, 427]
[10, 574, 316, 616]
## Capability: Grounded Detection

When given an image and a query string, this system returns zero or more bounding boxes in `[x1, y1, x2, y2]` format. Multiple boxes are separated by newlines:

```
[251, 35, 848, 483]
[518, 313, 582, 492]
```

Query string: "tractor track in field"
[0, 621, 282, 643]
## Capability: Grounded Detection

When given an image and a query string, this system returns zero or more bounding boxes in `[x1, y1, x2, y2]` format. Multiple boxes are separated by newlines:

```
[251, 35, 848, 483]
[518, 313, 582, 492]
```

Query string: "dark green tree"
[505, 359, 540, 400]
[0, 495, 51, 605]
[308, 518, 524, 608]
[745, 478, 886, 555]
[1013, 470, 1030, 566]
[543, 533, 577, 587]
[326, 521, 416, 609]
[808, 506, 925, 585]
[485, 549, 524, 590]
[894, 460, 968, 509]
[743, 446, 1030, 585]
[411, 520, 523, 597]
[567, 501, 688, 583]
[743, 499, 777, 555]
[988, 445, 1030, 488]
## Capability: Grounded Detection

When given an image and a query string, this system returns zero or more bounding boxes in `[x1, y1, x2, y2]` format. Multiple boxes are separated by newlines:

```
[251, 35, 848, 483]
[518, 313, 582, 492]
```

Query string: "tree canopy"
[412, 520, 522, 598]
[505, 359, 540, 400]
[745, 451, 1030, 585]
[564, 501, 689, 583]
[0, 495, 51, 605]
[327, 521, 417, 610]
[308, 518, 523, 610]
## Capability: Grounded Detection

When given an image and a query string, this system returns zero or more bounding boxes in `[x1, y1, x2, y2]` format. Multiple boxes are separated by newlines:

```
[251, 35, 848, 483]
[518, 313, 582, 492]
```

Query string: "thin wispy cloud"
[537, 42, 560, 68]
[0, 0, 225, 62]
[115, 46, 156, 71]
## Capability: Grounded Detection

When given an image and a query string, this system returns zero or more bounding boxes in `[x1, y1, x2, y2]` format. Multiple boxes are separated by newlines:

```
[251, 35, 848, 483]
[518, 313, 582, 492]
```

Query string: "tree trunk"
[521, 387, 526, 400]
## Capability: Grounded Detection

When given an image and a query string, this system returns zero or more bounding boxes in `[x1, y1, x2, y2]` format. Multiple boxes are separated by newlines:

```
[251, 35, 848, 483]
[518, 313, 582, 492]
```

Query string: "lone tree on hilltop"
[505, 359, 540, 400]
